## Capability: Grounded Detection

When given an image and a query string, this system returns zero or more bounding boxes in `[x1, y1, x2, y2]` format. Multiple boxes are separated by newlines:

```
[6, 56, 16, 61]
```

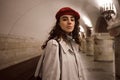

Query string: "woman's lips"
[67, 26, 72, 29]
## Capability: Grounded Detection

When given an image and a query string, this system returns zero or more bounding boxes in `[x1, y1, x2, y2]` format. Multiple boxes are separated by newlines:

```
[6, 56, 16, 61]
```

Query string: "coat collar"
[59, 38, 76, 54]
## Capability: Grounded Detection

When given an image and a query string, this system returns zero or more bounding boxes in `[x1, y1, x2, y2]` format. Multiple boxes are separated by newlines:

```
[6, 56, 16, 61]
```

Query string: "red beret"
[55, 7, 80, 20]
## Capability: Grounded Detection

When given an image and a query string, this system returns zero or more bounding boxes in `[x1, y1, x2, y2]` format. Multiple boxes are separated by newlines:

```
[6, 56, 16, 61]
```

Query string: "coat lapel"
[59, 39, 74, 54]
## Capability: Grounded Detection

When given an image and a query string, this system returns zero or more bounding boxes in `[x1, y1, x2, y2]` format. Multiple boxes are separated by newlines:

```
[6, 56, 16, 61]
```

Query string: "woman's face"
[59, 15, 75, 33]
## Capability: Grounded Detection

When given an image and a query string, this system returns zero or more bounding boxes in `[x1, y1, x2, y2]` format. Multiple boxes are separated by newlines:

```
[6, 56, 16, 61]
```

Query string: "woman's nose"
[68, 19, 72, 24]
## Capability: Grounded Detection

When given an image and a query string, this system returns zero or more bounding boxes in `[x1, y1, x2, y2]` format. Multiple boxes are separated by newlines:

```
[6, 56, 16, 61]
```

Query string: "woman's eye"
[71, 18, 75, 21]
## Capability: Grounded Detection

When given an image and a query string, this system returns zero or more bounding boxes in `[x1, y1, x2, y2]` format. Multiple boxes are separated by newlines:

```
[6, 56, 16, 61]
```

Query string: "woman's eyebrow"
[61, 16, 74, 19]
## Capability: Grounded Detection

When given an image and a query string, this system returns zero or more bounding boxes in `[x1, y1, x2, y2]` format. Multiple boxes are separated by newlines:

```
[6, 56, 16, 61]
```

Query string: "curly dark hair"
[41, 18, 81, 49]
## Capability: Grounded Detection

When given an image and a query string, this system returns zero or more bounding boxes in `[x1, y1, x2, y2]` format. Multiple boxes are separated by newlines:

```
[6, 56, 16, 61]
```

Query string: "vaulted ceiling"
[0, 0, 119, 41]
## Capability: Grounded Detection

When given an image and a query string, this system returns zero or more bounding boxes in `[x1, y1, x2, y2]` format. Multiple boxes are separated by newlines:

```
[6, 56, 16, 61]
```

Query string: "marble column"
[94, 33, 114, 61]
[81, 38, 87, 53]
[114, 36, 120, 79]
[106, 18, 120, 80]
[86, 37, 94, 56]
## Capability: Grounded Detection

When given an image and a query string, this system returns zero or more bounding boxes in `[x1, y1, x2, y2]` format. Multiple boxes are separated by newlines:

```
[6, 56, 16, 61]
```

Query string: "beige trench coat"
[35, 39, 85, 80]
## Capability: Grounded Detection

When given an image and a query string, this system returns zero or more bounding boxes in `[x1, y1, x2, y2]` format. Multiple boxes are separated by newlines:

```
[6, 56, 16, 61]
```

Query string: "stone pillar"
[114, 36, 120, 79]
[94, 33, 114, 61]
[106, 18, 120, 80]
[81, 38, 87, 53]
[86, 37, 94, 56]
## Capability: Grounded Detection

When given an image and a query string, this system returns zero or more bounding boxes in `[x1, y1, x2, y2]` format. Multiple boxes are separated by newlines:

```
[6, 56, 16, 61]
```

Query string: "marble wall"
[0, 34, 41, 70]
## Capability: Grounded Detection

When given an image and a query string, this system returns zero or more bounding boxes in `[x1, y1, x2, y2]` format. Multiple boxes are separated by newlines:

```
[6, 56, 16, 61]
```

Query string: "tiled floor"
[80, 53, 115, 80]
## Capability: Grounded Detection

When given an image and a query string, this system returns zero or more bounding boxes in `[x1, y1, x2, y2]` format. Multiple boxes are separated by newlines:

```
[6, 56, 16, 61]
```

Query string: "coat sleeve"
[42, 39, 60, 80]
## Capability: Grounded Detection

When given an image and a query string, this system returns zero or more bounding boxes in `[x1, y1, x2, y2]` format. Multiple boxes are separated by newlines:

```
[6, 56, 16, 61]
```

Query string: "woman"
[35, 7, 84, 80]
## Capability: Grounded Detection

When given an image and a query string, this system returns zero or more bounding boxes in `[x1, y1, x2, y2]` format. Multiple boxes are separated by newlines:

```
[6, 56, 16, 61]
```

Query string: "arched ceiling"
[0, 0, 119, 41]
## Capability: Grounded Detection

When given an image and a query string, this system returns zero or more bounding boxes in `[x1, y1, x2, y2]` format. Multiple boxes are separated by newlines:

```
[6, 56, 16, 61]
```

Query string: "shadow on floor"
[0, 56, 40, 80]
